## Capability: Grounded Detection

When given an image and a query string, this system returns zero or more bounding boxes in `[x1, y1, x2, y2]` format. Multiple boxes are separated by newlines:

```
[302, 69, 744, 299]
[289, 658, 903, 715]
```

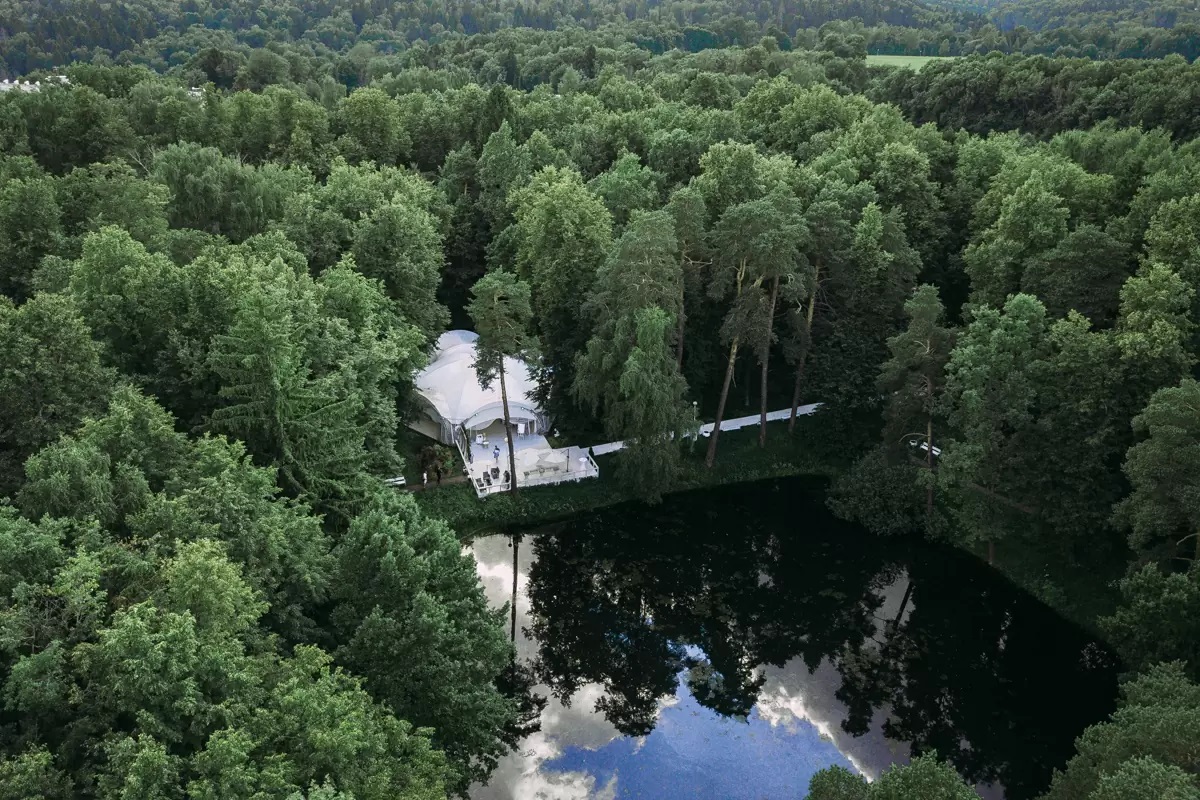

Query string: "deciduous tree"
[607, 307, 693, 502]
[349, 199, 449, 341]
[511, 166, 612, 420]
[1115, 378, 1200, 562]
[0, 175, 62, 300]
[806, 754, 980, 800]
[334, 88, 410, 166]
[588, 151, 664, 232]
[0, 293, 113, 494]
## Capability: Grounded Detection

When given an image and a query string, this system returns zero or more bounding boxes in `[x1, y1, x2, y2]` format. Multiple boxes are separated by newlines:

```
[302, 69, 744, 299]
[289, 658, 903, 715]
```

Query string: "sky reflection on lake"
[467, 530, 913, 800]
[466, 479, 1113, 800]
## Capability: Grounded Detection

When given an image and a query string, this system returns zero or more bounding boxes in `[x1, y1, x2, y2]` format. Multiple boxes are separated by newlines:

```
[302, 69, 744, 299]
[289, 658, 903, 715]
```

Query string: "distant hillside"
[0, 0, 985, 70]
[991, 0, 1200, 29]
[0, 0, 1193, 75]
[922, 0, 999, 13]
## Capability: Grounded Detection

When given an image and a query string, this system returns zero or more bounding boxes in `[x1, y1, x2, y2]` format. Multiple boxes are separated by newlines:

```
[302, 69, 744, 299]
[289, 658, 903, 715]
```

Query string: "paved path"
[590, 403, 822, 456]
[395, 403, 823, 489]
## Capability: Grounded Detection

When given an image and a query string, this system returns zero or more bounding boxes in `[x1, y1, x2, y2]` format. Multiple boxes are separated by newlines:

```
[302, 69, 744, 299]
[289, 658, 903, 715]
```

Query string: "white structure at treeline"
[0, 76, 203, 97]
[0, 75, 70, 93]
[412, 330, 599, 498]
[414, 330, 546, 446]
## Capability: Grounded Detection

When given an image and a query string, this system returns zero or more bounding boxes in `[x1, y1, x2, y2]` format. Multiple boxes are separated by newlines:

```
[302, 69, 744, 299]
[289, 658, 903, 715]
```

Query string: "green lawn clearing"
[866, 55, 957, 71]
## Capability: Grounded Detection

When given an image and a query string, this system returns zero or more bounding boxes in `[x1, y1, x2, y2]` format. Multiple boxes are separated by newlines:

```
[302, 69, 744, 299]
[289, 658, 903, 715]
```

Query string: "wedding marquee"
[414, 330, 545, 445]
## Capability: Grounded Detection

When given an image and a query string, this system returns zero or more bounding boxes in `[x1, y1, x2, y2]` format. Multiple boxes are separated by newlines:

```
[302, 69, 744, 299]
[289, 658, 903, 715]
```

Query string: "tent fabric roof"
[415, 330, 540, 428]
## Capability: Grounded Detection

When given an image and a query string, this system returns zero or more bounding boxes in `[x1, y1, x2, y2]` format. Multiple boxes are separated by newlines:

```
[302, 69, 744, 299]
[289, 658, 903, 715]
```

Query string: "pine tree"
[467, 271, 537, 495]
[878, 285, 955, 526]
[208, 279, 367, 511]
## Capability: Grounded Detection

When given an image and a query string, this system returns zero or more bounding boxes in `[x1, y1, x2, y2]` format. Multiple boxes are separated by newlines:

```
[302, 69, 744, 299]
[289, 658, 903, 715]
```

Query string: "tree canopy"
[2, 3, 1200, 798]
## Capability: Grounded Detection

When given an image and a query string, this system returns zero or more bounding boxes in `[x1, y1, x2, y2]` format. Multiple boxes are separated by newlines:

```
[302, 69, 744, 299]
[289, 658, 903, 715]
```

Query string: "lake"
[468, 478, 1119, 800]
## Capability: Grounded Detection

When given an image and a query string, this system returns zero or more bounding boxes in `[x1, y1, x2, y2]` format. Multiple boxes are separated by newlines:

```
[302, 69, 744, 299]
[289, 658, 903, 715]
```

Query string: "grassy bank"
[414, 415, 841, 536]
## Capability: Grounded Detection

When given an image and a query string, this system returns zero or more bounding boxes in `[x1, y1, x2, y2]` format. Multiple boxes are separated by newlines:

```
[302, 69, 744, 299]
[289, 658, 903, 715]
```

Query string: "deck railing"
[469, 451, 599, 498]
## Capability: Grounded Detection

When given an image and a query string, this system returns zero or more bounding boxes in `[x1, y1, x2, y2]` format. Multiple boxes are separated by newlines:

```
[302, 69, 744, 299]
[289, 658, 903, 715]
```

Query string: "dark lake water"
[468, 478, 1119, 800]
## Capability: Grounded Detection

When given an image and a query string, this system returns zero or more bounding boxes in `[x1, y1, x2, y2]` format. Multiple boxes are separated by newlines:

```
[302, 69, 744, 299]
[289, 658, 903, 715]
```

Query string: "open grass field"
[866, 54, 957, 70]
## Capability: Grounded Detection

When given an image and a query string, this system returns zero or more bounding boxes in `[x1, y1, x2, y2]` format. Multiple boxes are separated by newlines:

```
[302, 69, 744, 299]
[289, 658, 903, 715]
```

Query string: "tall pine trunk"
[890, 577, 914, 632]
[759, 276, 780, 447]
[707, 261, 751, 468]
[788, 291, 817, 434]
[706, 336, 740, 468]
[510, 532, 519, 643]
[499, 361, 519, 495]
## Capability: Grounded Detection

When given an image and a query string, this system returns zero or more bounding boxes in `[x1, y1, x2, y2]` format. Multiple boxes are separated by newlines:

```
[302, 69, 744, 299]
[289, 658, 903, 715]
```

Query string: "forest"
[2, 0, 1200, 77]
[1, 0, 1199, 796]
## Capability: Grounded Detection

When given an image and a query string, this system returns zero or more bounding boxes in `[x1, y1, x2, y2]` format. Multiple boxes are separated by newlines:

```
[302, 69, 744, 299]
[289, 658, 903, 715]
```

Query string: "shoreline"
[414, 416, 841, 537]
[416, 415, 1119, 640]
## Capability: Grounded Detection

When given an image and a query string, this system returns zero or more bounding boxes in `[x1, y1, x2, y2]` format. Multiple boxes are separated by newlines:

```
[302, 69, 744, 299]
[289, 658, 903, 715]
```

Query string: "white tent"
[415, 330, 543, 444]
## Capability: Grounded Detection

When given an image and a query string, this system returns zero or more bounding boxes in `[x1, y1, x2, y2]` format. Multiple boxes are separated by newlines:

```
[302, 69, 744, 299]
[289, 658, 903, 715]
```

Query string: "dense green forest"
[1, 0, 1200, 795]
[2, 0, 1199, 79]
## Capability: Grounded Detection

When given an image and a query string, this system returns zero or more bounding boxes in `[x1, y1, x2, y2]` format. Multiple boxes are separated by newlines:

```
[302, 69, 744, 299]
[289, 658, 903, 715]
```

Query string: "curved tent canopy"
[415, 330, 541, 442]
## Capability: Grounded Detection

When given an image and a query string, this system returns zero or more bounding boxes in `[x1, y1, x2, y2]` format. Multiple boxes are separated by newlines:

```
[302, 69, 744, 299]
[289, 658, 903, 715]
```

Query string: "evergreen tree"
[1043, 663, 1200, 800]
[664, 185, 710, 371]
[785, 178, 875, 432]
[329, 491, 518, 791]
[830, 284, 954, 535]
[467, 270, 537, 495]
[207, 279, 369, 512]
[574, 210, 691, 500]
[706, 189, 804, 467]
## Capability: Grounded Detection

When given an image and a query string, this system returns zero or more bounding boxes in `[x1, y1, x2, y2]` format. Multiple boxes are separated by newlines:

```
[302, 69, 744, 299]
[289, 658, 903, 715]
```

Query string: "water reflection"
[469, 478, 1118, 800]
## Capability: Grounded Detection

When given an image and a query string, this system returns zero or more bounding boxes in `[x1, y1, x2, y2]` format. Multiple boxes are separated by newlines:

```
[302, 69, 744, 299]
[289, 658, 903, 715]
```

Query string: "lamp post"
[691, 401, 698, 452]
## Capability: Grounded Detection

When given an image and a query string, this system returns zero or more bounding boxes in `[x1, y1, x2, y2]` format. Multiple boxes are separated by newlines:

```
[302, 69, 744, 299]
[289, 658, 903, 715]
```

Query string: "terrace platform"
[458, 420, 598, 497]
